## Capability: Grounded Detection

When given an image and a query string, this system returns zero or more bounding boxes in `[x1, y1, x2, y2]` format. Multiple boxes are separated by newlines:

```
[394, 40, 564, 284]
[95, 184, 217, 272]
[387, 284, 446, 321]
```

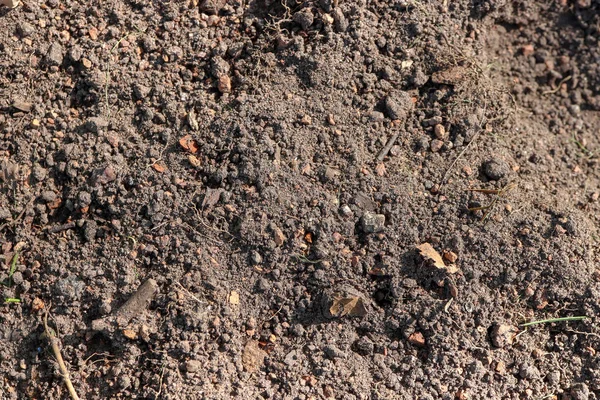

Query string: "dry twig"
[42, 308, 80, 400]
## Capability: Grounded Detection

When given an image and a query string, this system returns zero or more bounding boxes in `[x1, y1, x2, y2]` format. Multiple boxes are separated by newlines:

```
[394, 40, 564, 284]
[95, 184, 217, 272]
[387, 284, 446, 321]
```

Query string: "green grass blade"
[520, 316, 587, 327]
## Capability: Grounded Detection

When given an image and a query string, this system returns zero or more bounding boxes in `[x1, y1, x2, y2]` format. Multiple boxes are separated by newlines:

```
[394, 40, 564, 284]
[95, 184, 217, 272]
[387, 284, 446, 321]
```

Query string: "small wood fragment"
[92, 279, 159, 331]
[377, 134, 399, 161]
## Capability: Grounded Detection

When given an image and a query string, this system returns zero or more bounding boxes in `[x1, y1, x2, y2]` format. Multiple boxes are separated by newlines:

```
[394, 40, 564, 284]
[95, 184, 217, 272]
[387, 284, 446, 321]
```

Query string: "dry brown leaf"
[242, 340, 266, 372]
[329, 296, 367, 317]
[188, 155, 201, 167]
[122, 329, 138, 340]
[179, 135, 199, 154]
[431, 66, 468, 85]
[152, 162, 167, 173]
[416, 243, 458, 273]
[375, 163, 386, 176]
[31, 297, 45, 312]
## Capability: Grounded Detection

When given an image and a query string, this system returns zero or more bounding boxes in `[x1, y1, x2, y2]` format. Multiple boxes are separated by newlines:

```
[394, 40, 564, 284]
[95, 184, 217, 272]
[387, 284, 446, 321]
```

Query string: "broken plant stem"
[43, 308, 80, 400]
[467, 181, 516, 221]
[520, 316, 587, 328]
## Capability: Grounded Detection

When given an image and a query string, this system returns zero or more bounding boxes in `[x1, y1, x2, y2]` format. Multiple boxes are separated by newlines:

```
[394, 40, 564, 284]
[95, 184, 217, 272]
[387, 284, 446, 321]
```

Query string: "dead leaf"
[304, 232, 313, 244]
[122, 329, 138, 340]
[179, 135, 199, 154]
[329, 295, 367, 317]
[188, 155, 201, 167]
[242, 340, 266, 373]
[152, 162, 167, 173]
[229, 290, 240, 305]
[416, 243, 458, 273]
[187, 110, 199, 131]
[12, 99, 32, 113]
[202, 188, 223, 209]
[431, 66, 467, 85]
[31, 297, 45, 312]
[375, 163, 386, 176]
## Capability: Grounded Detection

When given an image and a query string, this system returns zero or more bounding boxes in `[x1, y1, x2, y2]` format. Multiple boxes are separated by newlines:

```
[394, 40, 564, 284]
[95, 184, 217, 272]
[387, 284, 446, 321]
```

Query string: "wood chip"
[408, 331, 426, 347]
[179, 135, 199, 154]
[152, 162, 167, 173]
[122, 329, 137, 340]
[229, 290, 240, 305]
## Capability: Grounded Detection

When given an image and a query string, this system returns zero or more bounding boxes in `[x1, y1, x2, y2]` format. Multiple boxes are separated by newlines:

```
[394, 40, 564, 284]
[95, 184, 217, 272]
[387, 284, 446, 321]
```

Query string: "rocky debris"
[250, 250, 262, 265]
[518, 363, 541, 380]
[12, 99, 32, 112]
[482, 158, 511, 181]
[211, 56, 230, 78]
[490, 324, 518, 348]
[199, 0, 226, 14]
[44, 43, 64, 66]
[293, 8, 314, 30]
[86, 117, 109, 133]
[354, 336, 374, 356]
[430, 139, 443, 152]
[218, 75, 231, 93]
[132, 84, 151, 100]
[408, 332, 426, 347]
[271, 224, 286, 246]
[434, 124, 447, 139]
[324, 345, 346, 359]
[40, 191, 57, 203]
[184, 360, 202, 373]
[361, 211, 385, 233]
[1, 0, 19, 9]
[332, 8, 348, 32]
[570, 383, 589, 400]
[384, 91, 413, 120]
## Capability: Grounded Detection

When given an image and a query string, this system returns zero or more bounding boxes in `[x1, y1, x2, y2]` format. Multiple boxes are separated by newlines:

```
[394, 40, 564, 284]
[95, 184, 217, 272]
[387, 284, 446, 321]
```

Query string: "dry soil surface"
[2, 0, 600, 399]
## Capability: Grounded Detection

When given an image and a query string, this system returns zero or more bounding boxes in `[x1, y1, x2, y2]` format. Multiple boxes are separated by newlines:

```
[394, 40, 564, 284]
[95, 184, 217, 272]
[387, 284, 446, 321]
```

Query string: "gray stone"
[45, 43, 64, 66]
[293, 8, 314, 31]
[385, 91, 413, 120]
[332, 9, 348, 32]
[185, 360, 202, 373]
[86, 117, 109, 133]
[483, 158, 510, 181]
[361, 211, 385, 233]
[17, 22, 35, 37]
[570, 383, 589, 400]
[324, 345, 346, 359]
[41, 191, 57, 203]
[211, 56, 230, 78]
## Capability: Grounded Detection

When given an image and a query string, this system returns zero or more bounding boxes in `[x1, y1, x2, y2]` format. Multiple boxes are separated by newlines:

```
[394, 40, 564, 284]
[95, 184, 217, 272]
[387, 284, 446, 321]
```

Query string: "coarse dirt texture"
[1, 0, 600, 399]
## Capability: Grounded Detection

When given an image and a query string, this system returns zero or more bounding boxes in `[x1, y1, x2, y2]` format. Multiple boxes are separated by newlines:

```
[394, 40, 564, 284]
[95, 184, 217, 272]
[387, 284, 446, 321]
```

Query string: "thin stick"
[0, 196, 34, 233]
[542, 75, 572, 95]
[43, 308, 80, 400]
[155, 363, 167, 399]
[377, 133, 399, 161]
[520, 316, 587, 328]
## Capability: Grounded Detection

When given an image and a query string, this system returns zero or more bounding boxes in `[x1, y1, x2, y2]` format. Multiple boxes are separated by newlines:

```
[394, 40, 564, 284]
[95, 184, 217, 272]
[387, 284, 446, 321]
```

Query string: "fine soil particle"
[2, 1, 600, 399]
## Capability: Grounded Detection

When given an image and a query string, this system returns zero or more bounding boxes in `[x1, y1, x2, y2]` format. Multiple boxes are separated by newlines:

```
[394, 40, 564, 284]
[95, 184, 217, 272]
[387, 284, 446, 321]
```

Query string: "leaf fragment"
[416, 243, 458, 273]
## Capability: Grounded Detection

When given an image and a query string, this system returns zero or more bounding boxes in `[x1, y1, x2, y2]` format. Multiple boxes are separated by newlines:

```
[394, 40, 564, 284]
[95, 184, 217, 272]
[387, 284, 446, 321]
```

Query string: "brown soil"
[1, 0, 600, 399]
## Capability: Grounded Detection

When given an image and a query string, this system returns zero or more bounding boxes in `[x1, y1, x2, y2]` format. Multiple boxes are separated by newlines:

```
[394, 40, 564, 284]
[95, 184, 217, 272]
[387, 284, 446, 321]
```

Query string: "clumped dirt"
[1, 0, 600, 399]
